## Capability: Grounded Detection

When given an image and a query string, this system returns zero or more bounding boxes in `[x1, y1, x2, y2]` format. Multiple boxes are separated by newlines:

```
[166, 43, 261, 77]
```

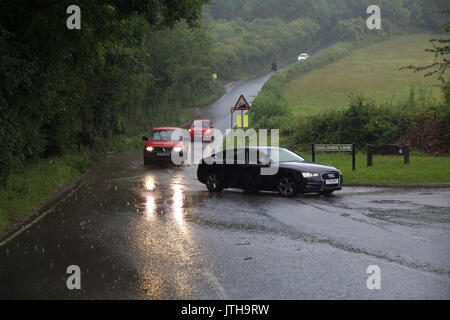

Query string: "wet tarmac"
[0, 154, 449, 299]
[1, 45, 449, 299]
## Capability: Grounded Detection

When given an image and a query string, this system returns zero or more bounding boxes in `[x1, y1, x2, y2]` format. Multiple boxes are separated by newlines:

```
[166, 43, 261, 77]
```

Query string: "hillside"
[285, 34, 447, 116]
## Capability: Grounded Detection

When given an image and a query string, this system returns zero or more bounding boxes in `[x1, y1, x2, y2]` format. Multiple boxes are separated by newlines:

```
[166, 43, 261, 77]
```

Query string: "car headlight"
[173, 147, 182, 153]
[302, 172, 320, 178]
[189, 128, 192, 132]
[146, 147, 154, 152]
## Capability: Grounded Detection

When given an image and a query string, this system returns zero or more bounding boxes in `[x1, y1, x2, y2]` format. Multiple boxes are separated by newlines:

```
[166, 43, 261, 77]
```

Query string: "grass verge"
[295, 151, 450, 184]
[221, 132, 449, 184]
[0, 135, 142, 235]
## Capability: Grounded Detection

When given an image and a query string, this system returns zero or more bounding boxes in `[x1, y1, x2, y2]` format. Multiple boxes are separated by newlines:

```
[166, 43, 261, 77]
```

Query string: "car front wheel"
[278, 176, 299, 197]
[206, 172, 223, 192]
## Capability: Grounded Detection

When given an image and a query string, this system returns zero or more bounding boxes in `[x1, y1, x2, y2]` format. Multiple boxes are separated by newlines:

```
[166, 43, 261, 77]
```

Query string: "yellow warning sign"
[236, 114, 248, 128]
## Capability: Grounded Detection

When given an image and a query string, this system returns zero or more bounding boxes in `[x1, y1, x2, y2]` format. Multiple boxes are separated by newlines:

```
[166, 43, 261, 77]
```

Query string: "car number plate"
[325, 179, 339, 185]
[157, 152, 170, 157]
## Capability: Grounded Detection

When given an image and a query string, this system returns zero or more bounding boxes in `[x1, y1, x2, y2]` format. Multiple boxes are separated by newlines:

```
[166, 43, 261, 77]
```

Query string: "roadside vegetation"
[251, 34, 449, 154]
[206, 0, 445, 79]
[0, 135, 142, 234]
[249, 28, 449, 185]
[298, 152, 450, 184]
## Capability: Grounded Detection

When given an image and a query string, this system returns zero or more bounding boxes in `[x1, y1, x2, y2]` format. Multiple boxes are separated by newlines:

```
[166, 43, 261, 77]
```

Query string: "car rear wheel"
[278, 176, 298, 197]
[206, 172, 223, 192]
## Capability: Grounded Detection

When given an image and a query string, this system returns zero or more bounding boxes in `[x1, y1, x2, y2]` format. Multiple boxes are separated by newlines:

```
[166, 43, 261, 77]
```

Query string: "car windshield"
[261, 148, 305, 163]
[193, 121, 209, 128]
[150, 130, 180, 141]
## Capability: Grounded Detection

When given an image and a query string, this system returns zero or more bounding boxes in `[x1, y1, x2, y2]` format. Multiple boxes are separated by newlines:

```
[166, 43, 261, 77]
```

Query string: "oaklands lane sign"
[312, 143, 356, 171]
[314, 144, 353, 152]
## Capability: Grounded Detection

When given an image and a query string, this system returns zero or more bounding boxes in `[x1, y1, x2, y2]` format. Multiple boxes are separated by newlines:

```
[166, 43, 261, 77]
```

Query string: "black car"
[197, 147, 342, 197]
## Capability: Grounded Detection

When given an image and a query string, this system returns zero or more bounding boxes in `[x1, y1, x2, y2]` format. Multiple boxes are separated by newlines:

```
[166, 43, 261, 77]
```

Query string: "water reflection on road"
[136, 168, 208, 298]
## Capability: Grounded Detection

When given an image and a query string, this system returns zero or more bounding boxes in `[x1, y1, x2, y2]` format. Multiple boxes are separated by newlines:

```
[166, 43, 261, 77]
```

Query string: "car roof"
[193, 119, 210, 122]
[152, 126, 181, 131]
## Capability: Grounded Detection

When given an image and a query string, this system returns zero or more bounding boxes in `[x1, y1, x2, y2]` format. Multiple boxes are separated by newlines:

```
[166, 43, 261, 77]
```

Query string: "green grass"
[221, 131, 450, 184]
[0, 135, 143, 235]
[284, 34, 447, 116]
[296, 151, 450, 184]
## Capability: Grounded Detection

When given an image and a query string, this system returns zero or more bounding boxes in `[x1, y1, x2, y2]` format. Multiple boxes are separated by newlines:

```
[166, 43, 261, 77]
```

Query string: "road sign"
[312, 143, 356, 171]
[314, 144, 353, 152]
[236, 114, 248, 128]
[233, 94, 251, 111]
[367, 144, 410, 166]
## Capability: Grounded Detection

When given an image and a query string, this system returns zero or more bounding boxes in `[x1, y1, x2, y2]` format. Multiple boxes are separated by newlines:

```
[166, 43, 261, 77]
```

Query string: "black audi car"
[197, 147, 342, 197]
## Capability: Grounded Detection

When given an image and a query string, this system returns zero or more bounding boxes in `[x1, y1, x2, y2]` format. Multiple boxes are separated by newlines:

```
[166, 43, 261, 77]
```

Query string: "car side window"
[210, 151, 224, 164]
[246, 149, 259, 165]
[235, 149, 246, 165]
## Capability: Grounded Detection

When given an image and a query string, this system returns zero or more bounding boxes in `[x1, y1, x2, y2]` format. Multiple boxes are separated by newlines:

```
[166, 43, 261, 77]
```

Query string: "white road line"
[203, 269, 230, 299]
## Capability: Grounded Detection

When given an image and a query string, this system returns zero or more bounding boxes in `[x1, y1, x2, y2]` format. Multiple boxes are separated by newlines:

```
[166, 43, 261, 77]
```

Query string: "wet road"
[1, 60, 450, 300]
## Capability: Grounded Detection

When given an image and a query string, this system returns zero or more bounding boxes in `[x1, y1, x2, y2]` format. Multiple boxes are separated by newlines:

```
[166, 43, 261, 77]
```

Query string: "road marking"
[203, 270, 230, 299]
[411, 236, 427, 241]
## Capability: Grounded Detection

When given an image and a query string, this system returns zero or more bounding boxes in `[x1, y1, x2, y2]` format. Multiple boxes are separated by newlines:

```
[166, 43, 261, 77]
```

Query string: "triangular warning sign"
[233, 94, 251, 111]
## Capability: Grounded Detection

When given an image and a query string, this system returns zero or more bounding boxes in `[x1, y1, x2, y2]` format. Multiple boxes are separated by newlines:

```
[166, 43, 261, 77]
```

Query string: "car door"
[257, 150, 277, 190]
[224, 149, 241, 188]
[243, 148, 262, 190]
[230, 148, 260, 190]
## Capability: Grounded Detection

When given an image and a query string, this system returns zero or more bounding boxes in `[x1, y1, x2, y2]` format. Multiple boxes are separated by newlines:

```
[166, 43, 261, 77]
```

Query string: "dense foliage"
[0, 0, 219, 178]
[206, 0, 447, 79]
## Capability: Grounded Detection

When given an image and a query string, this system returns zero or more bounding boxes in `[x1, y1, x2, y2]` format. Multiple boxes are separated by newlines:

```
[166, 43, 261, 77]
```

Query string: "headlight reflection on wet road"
[145, 194, 156, 220]
[138, 172, 200, 298]
[144, 176, 156, 191]
[171, 177, 185, 225]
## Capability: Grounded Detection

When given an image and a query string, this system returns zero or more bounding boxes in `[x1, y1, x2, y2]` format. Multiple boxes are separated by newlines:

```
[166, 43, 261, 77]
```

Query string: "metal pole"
[241, 110, 244, 128]
[231, 109, 233, 129]
[352, 144, 356, 171]
[312, 144, 315, 163]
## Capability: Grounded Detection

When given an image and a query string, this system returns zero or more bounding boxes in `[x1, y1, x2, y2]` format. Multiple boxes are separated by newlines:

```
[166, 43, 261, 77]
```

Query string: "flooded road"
[1, 51, 450, 299]
[0, 151, 449, 299]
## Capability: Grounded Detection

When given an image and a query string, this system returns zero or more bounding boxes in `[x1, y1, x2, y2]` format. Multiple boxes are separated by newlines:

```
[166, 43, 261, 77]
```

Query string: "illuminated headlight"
[173, 147, 182, 153]
[189, 128, 192, 132]
[302, 172, 320, 178]
[146, 147, 154, 152]
[205, 129, 210, 133]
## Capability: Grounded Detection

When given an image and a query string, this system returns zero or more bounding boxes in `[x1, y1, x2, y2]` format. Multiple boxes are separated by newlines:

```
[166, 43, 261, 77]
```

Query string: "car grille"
[154, 147, 172, 152]
[322, 172, 340, 187]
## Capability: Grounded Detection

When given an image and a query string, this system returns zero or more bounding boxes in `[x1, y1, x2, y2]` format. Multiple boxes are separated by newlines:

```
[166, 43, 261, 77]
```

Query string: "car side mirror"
[142, 136, 148, 141]
[179, 136, 183, 141]
[259, 158, 271, 167]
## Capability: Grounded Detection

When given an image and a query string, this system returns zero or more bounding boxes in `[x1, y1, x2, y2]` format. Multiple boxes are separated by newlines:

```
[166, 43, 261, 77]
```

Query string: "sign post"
[233, 94, 251, 129]
[230, 107, 234, 129]
[367, 144, 410, 166]
[312, 143, 356, 170]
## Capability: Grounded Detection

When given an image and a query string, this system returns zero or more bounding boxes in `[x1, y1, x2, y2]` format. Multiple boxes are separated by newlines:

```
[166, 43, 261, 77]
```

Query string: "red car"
[188, 119, 215, 142]
[142, 127, 185, 165]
